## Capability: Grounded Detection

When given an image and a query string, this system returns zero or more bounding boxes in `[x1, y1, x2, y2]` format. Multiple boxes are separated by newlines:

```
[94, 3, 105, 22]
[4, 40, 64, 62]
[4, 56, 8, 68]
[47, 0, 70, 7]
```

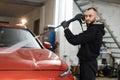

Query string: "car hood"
[0, 48, 68, 71]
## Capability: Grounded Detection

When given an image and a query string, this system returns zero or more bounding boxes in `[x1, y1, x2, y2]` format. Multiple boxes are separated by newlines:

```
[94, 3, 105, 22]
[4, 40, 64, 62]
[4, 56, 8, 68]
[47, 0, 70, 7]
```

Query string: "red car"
[0, 23, 74, 80]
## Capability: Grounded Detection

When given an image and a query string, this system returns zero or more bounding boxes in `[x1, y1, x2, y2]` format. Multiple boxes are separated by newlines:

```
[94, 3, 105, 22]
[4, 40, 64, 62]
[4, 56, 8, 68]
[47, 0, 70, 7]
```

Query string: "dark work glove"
[74, 14, 84, 20]
[74, 14, 85, 23]
[61, 21, 69, 29]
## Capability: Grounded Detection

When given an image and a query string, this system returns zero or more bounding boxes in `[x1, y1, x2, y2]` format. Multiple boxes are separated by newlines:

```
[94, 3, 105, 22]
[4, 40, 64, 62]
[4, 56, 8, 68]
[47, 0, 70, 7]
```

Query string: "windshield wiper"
[0, 44, 6, 47]
[22, 46, 34, 48]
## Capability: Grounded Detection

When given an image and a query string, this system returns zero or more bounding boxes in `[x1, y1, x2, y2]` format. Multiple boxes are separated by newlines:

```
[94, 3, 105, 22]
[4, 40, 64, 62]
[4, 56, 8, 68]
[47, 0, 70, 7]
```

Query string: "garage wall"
[0, 7, 41, 34]
[21, 7, 40, 32]
[0, 16, 18, 24]
[45, 0, 55, 25]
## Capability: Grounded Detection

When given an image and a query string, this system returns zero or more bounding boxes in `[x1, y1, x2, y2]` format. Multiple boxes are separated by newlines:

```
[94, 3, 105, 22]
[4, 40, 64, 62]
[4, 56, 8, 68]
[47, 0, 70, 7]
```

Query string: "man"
[61, 7, 105, 80]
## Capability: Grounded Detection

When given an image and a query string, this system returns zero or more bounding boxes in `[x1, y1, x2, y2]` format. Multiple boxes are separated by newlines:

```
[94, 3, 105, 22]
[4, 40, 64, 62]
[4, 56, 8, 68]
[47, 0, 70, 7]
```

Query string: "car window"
[0, 26, 41, 48]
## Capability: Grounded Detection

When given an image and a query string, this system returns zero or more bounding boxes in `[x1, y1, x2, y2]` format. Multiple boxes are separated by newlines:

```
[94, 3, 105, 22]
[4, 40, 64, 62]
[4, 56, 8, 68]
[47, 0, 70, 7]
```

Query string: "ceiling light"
[21, 18, 27, 25]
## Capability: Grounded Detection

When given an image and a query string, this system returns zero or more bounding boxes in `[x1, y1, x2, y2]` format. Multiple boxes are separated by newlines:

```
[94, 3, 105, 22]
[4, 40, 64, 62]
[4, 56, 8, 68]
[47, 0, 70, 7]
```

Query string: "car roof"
[0, 23, 27, 29]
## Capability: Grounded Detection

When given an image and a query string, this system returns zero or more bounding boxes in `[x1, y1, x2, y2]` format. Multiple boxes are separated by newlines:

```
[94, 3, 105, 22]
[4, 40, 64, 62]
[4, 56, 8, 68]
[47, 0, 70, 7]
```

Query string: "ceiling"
[97, 0, 120, 4]
[0, 0, 120, 17]
[76, 0, 120, 5]
[0, 0, 46, 17]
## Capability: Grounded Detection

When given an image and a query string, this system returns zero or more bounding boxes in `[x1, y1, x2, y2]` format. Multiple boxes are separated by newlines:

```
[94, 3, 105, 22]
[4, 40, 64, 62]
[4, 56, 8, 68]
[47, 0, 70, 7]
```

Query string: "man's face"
[85, 9, 98, 24]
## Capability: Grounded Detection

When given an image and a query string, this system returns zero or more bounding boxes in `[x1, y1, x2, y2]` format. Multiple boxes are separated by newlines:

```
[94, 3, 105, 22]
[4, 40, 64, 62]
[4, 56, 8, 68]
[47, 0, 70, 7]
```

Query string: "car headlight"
[59, 67, 70, 77]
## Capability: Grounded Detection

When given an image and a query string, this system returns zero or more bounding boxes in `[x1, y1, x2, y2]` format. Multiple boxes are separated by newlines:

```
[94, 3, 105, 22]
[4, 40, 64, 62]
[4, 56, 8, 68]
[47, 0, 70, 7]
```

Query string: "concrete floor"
[96, 77, 117, 80]
[74, 76, 117, 80]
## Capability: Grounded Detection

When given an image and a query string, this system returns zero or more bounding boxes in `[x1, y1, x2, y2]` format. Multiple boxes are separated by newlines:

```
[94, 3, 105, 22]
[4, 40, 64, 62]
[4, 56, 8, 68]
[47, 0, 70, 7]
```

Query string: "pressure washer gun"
[35, 13, 85, 38]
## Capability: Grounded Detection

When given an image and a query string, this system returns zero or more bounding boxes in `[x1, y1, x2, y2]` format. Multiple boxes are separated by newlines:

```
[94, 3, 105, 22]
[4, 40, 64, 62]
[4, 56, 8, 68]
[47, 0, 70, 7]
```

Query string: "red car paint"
[0, 23, 74, 80]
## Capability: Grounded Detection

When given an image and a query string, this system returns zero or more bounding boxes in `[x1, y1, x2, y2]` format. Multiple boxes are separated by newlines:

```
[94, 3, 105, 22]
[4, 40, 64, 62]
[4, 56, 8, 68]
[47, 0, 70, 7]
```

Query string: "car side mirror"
[43, 42, 52, 49]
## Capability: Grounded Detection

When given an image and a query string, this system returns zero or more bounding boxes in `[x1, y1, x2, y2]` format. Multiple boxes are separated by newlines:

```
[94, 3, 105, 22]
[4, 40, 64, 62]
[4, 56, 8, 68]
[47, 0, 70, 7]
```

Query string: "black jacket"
[64, 22, 105, 62]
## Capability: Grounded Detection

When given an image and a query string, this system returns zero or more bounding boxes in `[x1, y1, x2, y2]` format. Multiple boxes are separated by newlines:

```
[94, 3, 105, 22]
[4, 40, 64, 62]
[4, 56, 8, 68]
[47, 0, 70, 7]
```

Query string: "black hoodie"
[64, 22, 105, 62]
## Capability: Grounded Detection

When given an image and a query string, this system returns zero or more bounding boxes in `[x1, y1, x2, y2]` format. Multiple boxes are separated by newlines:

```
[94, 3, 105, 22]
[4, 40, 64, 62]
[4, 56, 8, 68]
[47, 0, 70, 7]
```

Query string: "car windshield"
[0, 26, 41, 48]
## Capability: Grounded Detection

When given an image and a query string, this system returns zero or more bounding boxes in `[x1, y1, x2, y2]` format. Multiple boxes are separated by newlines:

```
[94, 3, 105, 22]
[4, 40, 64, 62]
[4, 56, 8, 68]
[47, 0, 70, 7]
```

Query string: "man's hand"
[61, 21, 69, 29]
[74, 14, 84, 20]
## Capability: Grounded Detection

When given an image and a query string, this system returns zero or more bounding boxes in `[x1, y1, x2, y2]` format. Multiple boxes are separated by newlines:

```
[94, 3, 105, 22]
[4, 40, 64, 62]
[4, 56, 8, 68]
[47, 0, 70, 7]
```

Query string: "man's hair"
[85, 7, 98, 14]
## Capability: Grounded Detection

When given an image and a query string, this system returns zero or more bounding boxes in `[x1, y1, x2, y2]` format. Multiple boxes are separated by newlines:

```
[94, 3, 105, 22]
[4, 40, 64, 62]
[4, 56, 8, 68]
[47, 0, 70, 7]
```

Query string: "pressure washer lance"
[35, 25, 61, 39]
[35, 14, 85, 38]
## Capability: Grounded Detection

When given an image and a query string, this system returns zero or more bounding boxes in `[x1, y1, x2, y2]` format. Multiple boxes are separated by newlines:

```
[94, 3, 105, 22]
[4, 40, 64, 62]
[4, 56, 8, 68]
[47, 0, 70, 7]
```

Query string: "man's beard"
[86, 20, 96, 25]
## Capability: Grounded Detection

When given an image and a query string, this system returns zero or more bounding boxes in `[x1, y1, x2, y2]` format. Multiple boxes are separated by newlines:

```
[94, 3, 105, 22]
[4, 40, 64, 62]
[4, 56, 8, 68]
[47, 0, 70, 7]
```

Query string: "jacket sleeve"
[64, 27, 97, 45]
